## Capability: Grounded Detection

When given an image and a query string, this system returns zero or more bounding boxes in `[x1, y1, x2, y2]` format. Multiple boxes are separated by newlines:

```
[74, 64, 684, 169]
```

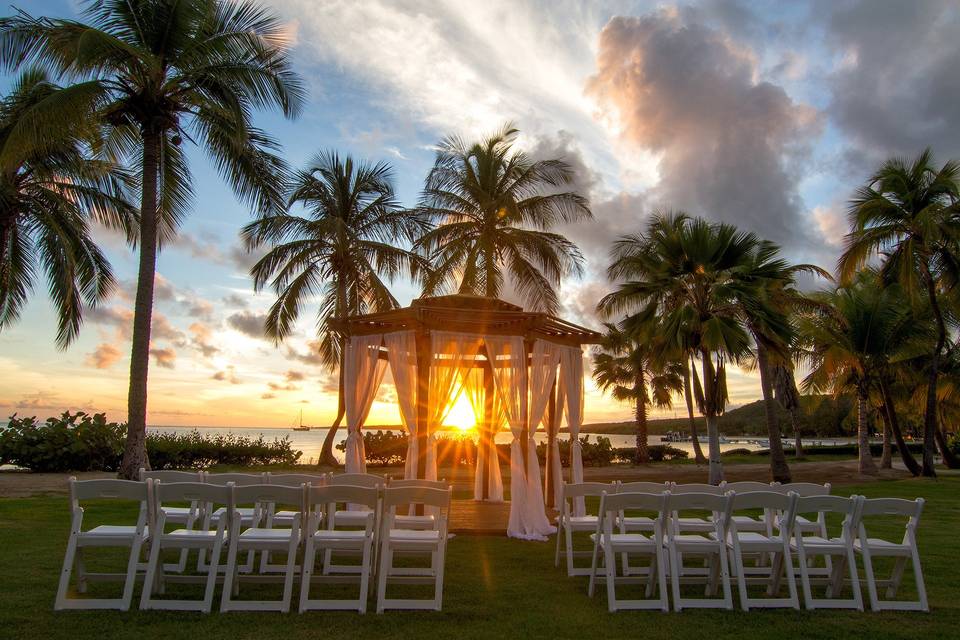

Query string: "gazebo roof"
[329, 294, 601, 346]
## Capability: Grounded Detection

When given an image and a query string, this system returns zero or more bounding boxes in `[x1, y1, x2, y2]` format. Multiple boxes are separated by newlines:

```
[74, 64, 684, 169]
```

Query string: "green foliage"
[613, 444, 689, 462]
[0, 413, 301, 471]
[335, 430, 408, 466]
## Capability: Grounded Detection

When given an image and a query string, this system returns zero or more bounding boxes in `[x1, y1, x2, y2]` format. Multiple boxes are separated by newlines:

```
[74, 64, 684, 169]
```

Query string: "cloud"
[85, 305, 134, 338]
[222, 293, 249, 309]
[85, 343, 122, 369]
[585, 9, 822, 253]
[285, 370, 305, 382]
[812, 202, 847, 248]
[261, 392, 277, 400]
[823, 0, 960, 170]
[212, 366, 241, 384]
[151, 313, 187, 347]
[188, 322, 219, 358]
[267, 381, 299, 392]
[149, 347, 176, 369]
[285, 339, 325, 366]
[226, 310, 268, 339]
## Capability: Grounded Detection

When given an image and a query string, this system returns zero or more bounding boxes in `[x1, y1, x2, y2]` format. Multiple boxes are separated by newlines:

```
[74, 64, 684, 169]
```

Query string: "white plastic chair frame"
[724, 491, 800, 610]
[198, 472, 266, 574]
[853, 497, 928, 612]
[221, 484, 305, 612]
[587, 491, 669, 611]
[791, 495, 863, 610]
[259, 473, 327, 573]
[300, 484, 380, 613]
[55, 478, 150, 611]
[554, 481, 615, 577]
[663, 492, 734, 611]
[614, 481, 670, 576]
[141, 481, 234, 613]
[139, 469, 203, 573]
[323, 475, 385, 576]
[376, 485, 452, 613]
[667, 483, 727, 537]
[387, 477, 447, 530]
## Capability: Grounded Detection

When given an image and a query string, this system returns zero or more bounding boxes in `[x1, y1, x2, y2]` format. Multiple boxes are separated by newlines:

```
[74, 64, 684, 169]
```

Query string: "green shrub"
[722, 447, 754, 457]
[647, 445, 689, 462]
[0, 413, 301, 471]
[335, 430, 408, 466]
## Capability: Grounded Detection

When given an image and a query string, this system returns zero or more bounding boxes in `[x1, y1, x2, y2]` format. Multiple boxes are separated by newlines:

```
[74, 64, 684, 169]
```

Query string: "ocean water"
[150, 426, 850, 465]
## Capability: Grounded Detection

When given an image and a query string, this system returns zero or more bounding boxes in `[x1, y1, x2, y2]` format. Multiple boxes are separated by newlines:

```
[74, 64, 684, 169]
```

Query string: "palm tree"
[773, 363, 805, 457]
[599, 213, 757, 484]
[679, 349, 708, 464]
[1, 0, 305, 478]
[838, 149, 960, 477]
[243, 151, 431, 466]
[799, 272, 923, 475]
[416, 124, 591, 313]
[592, 320, 682, 463]
[0, 68, 134, 346]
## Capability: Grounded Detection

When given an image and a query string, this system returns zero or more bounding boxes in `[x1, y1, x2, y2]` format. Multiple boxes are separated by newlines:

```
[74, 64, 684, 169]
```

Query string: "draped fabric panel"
[383, 332, 418, 480]
[525, 340, 560, 534]
[557, 345, 586, 516]
[343, 334, 388, 474]
[429, 332, 483, 481]
[465, 368, 504, 502]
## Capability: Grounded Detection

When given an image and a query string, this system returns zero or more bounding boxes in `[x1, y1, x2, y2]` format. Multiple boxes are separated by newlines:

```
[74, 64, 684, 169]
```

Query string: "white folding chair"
[725, 491, 800, 610]
[260, 473, 326, 572]
[587, 491, 669, 611]
[554, 481, 614, 576]
[55, 478, 150, 611]
[724, 481, 779, 536]
[853, 497, 928, 612]
[791, 495, 863, 610]
[779, 482, 832, 576]
[386, 478, 448, 530]
[668, 483, 726, 536]
[323, 474, 385, 575]
[615, 481, 670, 575]
[139, 469, 203, 572]
[221, 484, 305, 612]
[300, 484, 380, 613]
[199, 472, 265, 573]
[663, 492, 734, 610]
[376, 485, 452, 613]
[141, 482, 233, 613]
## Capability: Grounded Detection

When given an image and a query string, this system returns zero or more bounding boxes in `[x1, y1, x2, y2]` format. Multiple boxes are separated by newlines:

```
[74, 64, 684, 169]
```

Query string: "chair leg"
[604, 543, 617, 612]
[718, 545, 734, 611]
[433, 543, 447, 611]
[140, 537, 163, 610]
[565, 525, 575, 576]
[358, 540, 372, 613]
[75, 547, 88, 593]
[912, 547, 929, 612]
[220, 534, 240, 612]
[587, 535, 601, 597]
[298, 537, 316, 613]
[732, 543, 750, 611]
[657, 548, 669, 612]
[783, 544, 800, 609]
[860, 547, 880, 611]
[375, 544, 391, 614]
[204, 539, 224, 614]
[554, 522, 562, 568]
[281, 539, 299, 613]
[847, 545, 864, 611]
[54, 534, 79, 610]
[887, 557, 908, 599]
[669, 545, 682, 611]
[120, 536, 144, 611]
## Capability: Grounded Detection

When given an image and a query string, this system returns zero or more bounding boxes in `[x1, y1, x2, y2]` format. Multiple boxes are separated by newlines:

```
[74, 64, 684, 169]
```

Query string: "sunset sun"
[443, 392, 477, 433]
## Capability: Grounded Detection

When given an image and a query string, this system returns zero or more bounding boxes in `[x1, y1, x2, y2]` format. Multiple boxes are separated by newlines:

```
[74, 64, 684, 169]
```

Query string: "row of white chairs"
[55, 472, 452, 614]
[556, 481, 927, 612]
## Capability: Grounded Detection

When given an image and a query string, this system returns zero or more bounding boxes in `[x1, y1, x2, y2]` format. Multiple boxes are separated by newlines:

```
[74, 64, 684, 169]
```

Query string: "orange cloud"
[86, 343, 122, 369]
[149, 347, 176, 369]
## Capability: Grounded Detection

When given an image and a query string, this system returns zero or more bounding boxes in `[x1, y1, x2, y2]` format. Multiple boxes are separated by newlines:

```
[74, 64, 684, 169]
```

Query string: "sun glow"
[443, 391, 477, 433]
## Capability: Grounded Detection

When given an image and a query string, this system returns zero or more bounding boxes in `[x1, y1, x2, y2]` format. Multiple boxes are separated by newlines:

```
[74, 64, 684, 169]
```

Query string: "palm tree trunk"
[119, 129, 160, 479]
[319, 334, 346, 467]
[790, 408, 804, 457]
[683, 355, 707, 464]
[700, 349, 724, 485]
[879, 376, 921, 476]
[933, 420, 960, 468]
[880, 410, 893, 469]
[921, 272, 943, 477]
[856, 385, 878, 476]
[635, 374, 649, 464]
[756, 341, 791, 483]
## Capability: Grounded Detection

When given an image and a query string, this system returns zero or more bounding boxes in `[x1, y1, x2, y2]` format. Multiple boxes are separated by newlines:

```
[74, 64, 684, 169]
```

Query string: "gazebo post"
[480, 357, 494, 500]
[414, 329, 431, 482]
[520, 338, 532, 485]
[544, 379, 558, 509]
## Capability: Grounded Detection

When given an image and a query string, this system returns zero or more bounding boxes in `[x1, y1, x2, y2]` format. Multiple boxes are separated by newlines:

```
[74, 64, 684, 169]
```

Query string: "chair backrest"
[728, 491, 798, 538]
[155, 481, 233, 506]
[267, 472, 326, 487]
[233, 484, 304, 519]
[665, 492, 731, 535]
[795, 494, 858, 537]
[562, 481, 615, 499]
[617, 481, 670, 494]
[69, 478, 149, 503]
[382, 486, 452, 510]
[724, 481, 778, 493]
[601, 491, 668, 516]
[203, 472, 265, 486]
[306, 484, 379, 512]
[139, 469, 203, 483]
[387, 478, 448, 489]
[329, 473, 383, 488]
[780, 482, 831, 497]
[669, 483, 725, 495]
[854, 496, 924, 543]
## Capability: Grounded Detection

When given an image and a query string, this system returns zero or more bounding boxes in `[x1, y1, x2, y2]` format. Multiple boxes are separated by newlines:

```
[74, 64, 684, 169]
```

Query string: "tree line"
[0, 1, 957, 483]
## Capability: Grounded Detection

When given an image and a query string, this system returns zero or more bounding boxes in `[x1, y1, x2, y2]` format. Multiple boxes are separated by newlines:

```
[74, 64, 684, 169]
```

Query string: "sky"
[2, 0, 960, 429]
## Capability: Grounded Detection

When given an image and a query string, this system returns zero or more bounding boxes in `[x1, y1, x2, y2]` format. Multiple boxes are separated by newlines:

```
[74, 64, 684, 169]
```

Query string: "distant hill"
[579, 394, 856, 437]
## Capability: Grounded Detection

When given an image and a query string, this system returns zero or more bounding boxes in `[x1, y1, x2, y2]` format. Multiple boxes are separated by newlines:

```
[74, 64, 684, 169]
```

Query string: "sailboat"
[292, 408, 311, 431]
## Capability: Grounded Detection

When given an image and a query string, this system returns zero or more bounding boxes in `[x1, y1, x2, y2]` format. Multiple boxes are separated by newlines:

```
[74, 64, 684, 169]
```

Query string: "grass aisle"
[0, 477, 957, 639]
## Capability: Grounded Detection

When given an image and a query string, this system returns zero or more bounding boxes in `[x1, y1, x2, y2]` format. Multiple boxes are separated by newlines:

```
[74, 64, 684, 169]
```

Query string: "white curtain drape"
[557, 345, 585, 516]
[526, 340, 560, 534]
[383, 332, 418, 480]
[465, 368, 504, 502]
[429, 332, 482, 481]
[343, 334, 388, 474]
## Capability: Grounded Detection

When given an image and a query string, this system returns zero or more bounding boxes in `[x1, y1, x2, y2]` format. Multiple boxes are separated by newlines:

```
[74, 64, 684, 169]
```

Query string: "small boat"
[292, 409, 311, 431]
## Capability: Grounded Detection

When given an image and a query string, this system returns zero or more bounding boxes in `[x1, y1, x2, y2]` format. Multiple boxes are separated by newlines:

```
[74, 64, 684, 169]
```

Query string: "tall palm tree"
[799, 272, 922, 475]
[679, 349, 708, 464]
[838, 149, 960, 477]
[1, 0, 305, 478]
[416, 124, 591, 313]
[773, 363, 805, 457]
[243, 151, 431, 466]
[592, 320, 682, 463]
[599, 212, 757, 484]
[0, 68, 134, 346]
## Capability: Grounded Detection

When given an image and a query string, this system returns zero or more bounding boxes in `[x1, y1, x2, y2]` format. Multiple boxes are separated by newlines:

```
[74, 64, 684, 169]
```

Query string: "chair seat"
[334, 509, 373, 526]
[388, 529, 442, 543]
[591, 532, 654, 547]
[675, 517, 713, 531]
[792, 536, 847, 551]
[564, 515, 598, 529]
[313, 529, 368, 541]
[166, 528, 226, 539]
[729, 532, 784, 551]
[732, 515, 767, 530]
[669, 534, 718, 546]
[161, 506, 194, 520]
[239, 527, 296, 542]
[854, 538, 911, 555]
[211, 507, 255, 521]
[619, 516, 655, 528]
[81, 525, 148, 540]
[395, 514, 435, 528]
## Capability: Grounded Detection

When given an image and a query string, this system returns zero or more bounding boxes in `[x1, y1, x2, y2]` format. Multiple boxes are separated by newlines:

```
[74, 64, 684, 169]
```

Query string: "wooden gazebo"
[329, 294, 601, 539]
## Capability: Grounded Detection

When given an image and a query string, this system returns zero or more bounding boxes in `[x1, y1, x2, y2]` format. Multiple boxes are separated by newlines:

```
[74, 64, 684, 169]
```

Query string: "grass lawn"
[1, 477, 957, 640]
